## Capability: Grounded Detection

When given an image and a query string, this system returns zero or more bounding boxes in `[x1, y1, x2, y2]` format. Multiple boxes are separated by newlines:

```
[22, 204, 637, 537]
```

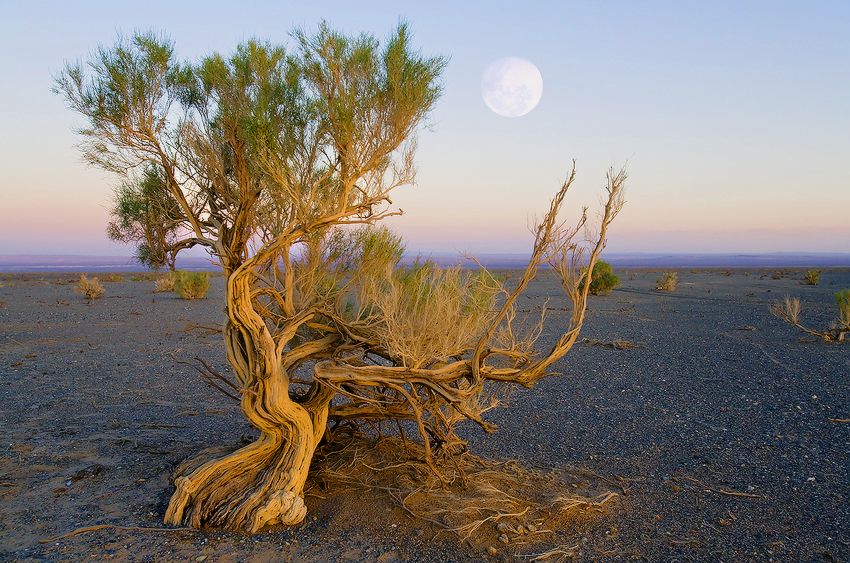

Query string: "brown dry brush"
[771, 294, 849, 342]
[56, 25, 626, 537]
[77, 275, 104, 300]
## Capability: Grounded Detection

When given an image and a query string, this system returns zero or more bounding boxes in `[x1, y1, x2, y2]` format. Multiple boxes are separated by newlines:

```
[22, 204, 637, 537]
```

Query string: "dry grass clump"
[77, 275, 104, 299]
[802, 269, 821, 286]
[174, 270, 210, 300]
[154, 272, 176, 293]
[101, 273, 124, 282]
[656, 272, 678, 292]
[771, 293, 848, 342]
[836, 289, 850, 329]
[357, 261, 501, 368]
[307, 432, 617, 554]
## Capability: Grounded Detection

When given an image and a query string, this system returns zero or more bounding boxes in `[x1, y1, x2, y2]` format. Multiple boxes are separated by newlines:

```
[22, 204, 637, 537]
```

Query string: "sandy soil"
[1, 268, 848, 561]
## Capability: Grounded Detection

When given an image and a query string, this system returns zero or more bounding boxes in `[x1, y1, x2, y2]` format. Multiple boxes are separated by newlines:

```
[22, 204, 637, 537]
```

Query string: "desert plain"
[1, 268, 848, 561]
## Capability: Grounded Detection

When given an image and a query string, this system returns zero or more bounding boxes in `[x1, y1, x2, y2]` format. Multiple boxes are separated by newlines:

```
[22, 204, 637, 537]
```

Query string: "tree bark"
[164, 267, 331, 532]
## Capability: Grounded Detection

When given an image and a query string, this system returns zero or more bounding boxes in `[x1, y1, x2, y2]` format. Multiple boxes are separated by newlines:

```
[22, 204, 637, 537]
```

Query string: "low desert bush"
[102, 273, 124, 282]
[154, 272, 176, 293]
[656, 272, 678, 292]
[77, 275, 105, 299]
[579, 260, 620, 296]
[174, 271, 210, 300]
[836, 289, 850, 329]
[771, 293, 849, 342]
[802, 269, 821, 286]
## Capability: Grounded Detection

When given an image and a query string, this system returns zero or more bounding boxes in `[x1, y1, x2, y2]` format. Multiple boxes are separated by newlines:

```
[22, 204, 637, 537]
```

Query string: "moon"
[481, 57, 543, 118]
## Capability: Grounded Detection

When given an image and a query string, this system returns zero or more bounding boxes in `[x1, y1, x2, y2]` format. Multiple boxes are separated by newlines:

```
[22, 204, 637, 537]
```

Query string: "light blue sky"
[1, 1, 848, 255]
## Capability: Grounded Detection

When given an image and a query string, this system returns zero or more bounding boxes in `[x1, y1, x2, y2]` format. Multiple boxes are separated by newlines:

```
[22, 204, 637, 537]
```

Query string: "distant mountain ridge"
[2, 252, 850, 272]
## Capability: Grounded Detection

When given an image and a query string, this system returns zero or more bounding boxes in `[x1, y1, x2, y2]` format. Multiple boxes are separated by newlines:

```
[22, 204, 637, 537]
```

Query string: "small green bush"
[174, 271, 210, 300]
[101, 273, 124, 282]
[836, 289, 850, 328]
[802, 269, 821, 286]
[580, 260, 620, 296]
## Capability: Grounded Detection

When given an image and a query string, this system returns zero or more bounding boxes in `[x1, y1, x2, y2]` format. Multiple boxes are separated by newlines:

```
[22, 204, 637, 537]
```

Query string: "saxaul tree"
[57, 25, 625, 533]
[107, 166, 184, 270]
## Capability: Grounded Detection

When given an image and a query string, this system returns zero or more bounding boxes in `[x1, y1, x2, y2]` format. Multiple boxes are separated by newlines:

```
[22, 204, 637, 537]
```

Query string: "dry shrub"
[770, 296, 801, 325]
[77, 275, 104, 299]
[307, 432, 617, 553]
[656, 272, 678, 292]
[771, 294, 848, 342]
[174, 270, 210, 300]
[102, 273, 124, 282]
[357, 262, 501, 368]
[836, 289, 850, 329]
[154, 272, 176, 293]
[802, 269, 821, 286]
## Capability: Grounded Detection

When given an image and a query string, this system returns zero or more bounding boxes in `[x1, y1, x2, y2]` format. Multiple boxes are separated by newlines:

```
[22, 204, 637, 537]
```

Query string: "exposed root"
[40, 524, 197, 544]
[307, 433, 618, 553]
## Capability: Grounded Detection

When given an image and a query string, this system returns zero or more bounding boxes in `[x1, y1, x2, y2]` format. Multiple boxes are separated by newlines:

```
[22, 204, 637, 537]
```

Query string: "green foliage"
[106, 166, 183, 270]
[174, 271, 210, 300]
[101, 273, 124, 282]
[836, 289, 850, 328]
[579, 260, 620, 296]
[802, 269, 821, 286]
[55, 24, 445, 262]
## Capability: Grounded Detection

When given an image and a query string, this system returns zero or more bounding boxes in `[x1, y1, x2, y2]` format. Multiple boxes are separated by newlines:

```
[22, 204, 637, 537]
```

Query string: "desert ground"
[1, 268, 848, 561]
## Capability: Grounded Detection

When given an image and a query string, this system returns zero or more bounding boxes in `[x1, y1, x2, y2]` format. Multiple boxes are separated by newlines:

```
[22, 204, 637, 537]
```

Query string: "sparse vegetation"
[579, 260, 620, 295]
[57, 25, 625, 534]
[173, 271, 209, 300]
[154, 272, 176, 293]
[76, 275, 104, 300]
[836, 289, 850, 329]
[770, 293, 849, 342]
[802, 269, 821, 286]
[101, 273, 124, 282]
[656, 272, 678, 292]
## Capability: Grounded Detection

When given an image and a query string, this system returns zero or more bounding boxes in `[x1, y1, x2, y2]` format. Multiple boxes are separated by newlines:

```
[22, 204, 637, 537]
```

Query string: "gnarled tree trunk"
[164, 267, 331, 532]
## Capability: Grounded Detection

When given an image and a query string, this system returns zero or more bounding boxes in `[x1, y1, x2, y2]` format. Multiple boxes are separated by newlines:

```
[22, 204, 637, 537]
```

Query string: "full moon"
[481, 57, 543, 118]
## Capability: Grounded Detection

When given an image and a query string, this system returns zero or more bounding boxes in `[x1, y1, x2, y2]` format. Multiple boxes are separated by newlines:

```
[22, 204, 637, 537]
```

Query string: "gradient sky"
[1, 1, 848, 255]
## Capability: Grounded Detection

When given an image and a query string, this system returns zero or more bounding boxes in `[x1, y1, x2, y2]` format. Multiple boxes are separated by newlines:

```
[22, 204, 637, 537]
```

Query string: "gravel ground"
[1, 268, 848, 561]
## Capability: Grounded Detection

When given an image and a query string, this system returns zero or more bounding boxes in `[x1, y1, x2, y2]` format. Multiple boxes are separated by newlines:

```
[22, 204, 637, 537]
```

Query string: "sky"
[0, 0, 848, 256]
